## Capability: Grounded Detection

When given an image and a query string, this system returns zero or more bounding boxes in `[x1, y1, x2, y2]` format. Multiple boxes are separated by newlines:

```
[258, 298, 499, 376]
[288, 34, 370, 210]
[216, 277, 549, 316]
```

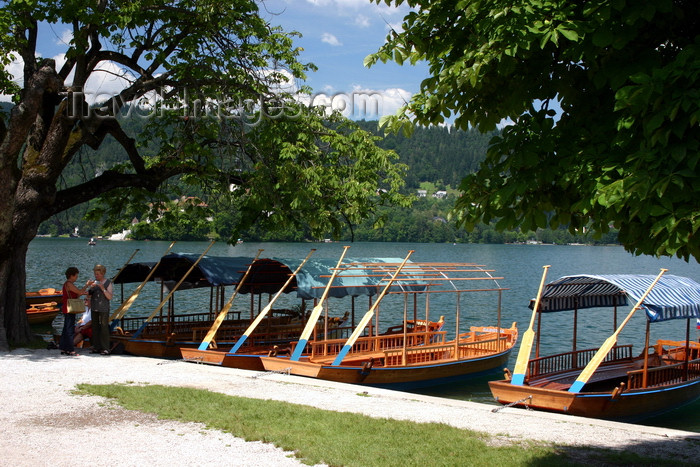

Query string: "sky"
[2, 0, 428, 121]
[258, 0, 428, 119]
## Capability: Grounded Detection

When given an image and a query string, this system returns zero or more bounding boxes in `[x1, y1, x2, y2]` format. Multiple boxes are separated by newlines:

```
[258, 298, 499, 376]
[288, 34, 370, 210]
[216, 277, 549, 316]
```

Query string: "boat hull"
[27, 308, 59, 325]
[489, 377, 700, 421]
[179, 348, 266, 371]
[110, 335, 199, 359]
[26, 290, 62, 325]
[26, 291, 62, 306]
[261, 348, 513, 389]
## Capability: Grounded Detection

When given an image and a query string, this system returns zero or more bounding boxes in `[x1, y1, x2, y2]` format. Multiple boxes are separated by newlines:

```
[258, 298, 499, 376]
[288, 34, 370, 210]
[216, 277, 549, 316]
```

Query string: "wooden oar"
[290, 246, 350, 361]
[510, 265, 550, 386]
[131, 240, 215, 338]
[569, 268, 667, 393]
[229, 249, 316, 354]
[196, 249, 264, 351]
[111, 248, 140, 284]
[331, 250, 414, 366]
[109, 242, 176, 327]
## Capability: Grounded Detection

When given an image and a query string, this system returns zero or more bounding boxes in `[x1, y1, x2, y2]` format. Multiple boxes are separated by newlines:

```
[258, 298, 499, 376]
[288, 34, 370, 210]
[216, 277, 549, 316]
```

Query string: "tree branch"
[49, 167, 179, 216]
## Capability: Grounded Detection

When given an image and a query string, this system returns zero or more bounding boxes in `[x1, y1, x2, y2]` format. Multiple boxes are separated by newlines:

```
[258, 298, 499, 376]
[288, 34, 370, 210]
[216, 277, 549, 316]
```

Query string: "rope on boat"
[491, 395, 533, 413]
[252, 368, 292, 378]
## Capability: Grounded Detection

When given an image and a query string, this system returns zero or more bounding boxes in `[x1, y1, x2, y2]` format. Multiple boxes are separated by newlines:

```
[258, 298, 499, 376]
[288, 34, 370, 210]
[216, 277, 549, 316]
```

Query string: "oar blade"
[290, 302, 323, 361]
[198, 250, 264, 351]
[230, 249, 316, 354]
[290, 246, 350, 361]
[569, 335, 617, 393]
[510, 330, 534, 385]
[510, 265, 550, 386]
[109, 241, 175, 324]
[331, 250, 413, 367]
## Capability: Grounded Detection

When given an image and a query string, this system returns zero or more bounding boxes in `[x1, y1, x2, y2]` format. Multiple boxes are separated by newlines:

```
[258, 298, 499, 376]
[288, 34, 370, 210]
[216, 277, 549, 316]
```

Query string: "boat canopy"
[113, 262, 156, 284]
[284, 257, 427, 299]
[152, 254, 254, 288]
[111, 253, 428, 298]
[531, 274, 700, 322]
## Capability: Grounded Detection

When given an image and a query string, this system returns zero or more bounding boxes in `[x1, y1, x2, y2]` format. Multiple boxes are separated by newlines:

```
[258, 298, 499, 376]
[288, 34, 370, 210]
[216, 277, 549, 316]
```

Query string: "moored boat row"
[41, 242, 700, 422]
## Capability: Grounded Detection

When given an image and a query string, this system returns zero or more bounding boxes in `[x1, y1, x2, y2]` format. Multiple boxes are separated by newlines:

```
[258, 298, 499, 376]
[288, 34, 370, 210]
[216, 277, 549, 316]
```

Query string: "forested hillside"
[354, 120, 493, 189]
[3, 99, 617, 246]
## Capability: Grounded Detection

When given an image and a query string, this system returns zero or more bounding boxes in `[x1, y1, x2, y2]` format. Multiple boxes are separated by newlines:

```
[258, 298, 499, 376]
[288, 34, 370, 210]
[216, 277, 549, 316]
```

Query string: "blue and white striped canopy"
[531, 274, 700, 322]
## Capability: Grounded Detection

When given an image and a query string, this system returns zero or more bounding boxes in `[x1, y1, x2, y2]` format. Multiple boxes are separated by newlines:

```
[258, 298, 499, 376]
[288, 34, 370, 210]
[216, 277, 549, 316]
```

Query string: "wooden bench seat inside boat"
[527, 361, 638, 391]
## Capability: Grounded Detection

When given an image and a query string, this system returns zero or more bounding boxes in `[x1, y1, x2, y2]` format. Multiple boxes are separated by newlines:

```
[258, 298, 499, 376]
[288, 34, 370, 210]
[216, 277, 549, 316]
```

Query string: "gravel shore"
[2, 348, 699, 466]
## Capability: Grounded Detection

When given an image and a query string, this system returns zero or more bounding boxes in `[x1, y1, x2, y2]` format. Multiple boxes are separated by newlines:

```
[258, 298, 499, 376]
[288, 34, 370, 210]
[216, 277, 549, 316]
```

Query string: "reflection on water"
[27, 238, 700, 430]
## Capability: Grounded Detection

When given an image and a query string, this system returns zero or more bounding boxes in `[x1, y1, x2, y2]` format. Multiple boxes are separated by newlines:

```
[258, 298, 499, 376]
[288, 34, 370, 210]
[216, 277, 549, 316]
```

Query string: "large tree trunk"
[0, 190, 44, 351]
[0, 238, 33, 350]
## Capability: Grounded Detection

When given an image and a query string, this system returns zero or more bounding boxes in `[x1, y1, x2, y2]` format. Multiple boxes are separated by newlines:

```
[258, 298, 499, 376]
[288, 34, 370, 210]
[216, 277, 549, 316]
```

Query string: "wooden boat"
[180, 312, 351, 369]
[260, 322, 517, 388]
[110, 247, 319, 358]
[114, 311, 304, 359]
[26, 304, 60, 324]
[238, 253, 518, 389]
[489, 270, 700, 421]
[26, 288, 62, 324]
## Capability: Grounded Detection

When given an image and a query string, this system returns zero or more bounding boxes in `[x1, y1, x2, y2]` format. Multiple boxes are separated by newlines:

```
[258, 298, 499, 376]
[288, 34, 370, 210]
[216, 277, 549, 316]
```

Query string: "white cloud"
[0, 53, 24, 102]
[56, 29, 73, 47]
[0, 50, 138, 105]
[497, 118, 515, 129]
[321, 32, 342, 46]
[305, 85, 411, 119]
[355, 86, 411, 117]
[75, 61, 136, 105]
[302, 0, 409, 25]
[354, 15, 370, 28]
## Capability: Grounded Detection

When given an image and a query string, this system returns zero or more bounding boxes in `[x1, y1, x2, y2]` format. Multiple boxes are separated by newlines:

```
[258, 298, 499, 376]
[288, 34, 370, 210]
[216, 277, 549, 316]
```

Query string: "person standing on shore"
[89, 264, 113, 355]
[59, 267, 90, 356]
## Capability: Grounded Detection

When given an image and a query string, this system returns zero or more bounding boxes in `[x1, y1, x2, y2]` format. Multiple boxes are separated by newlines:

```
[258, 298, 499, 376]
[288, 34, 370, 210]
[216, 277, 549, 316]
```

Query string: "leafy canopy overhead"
[0, 0, 410, 244]
[368, 0, 700, 261]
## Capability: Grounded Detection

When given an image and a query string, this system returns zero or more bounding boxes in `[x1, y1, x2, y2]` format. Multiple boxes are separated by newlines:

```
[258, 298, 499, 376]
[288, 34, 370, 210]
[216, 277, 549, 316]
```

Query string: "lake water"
[26, 238, 700, 430]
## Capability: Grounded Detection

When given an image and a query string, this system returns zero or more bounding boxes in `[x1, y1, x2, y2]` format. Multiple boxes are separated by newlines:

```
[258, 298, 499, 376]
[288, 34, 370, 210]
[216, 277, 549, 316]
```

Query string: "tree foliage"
[0, 0, 411, 349]
[368, 0, 700, 261]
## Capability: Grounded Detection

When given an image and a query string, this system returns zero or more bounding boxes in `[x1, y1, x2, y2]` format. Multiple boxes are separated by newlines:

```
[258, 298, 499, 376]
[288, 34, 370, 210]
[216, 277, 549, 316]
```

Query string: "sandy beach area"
[2, 348, 699, 466]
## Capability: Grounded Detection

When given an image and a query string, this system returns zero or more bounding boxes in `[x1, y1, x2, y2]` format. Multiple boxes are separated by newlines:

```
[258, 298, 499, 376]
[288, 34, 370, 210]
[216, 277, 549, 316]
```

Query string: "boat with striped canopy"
[489, 270, 700, 421]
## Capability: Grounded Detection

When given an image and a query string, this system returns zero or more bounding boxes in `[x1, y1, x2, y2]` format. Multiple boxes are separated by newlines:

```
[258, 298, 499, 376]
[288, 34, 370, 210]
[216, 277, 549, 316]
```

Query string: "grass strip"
[78, 383, 680, 466]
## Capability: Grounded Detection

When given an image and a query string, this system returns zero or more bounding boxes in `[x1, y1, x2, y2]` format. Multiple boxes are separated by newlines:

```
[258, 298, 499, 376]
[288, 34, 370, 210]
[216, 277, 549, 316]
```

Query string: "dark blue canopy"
[113, 262, 156, 284]
[151, 253, 254, 288]
[113, 253, 425, 298]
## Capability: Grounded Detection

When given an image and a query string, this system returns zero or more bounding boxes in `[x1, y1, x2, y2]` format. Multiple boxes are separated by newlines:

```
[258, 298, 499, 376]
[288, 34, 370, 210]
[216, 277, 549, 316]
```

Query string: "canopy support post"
[454, 291, 461, 361]
[497, 289, 502, 352]
[643, 319, 651, 388]
[573, 306, 578, 356]
[685, 318, 691, 381]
